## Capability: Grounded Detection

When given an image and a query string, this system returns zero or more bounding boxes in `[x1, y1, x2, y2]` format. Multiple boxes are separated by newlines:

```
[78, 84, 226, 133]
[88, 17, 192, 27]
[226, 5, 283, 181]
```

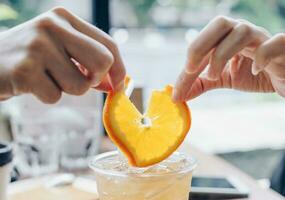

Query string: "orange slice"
[103, 78, 191, 167]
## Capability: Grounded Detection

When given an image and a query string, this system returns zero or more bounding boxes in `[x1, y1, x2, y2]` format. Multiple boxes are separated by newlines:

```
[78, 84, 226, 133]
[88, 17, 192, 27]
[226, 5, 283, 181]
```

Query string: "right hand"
[173, 16, 285, 102]
[0, 7, 126, 103]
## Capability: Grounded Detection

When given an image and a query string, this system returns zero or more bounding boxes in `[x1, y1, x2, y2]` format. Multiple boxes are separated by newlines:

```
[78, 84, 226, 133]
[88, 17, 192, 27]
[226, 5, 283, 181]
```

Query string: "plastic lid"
[0, 142, 13, 167]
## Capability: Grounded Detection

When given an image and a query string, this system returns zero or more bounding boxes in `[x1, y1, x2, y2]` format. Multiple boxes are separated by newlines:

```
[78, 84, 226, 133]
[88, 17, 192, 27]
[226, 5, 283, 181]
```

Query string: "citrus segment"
[103, 81, 191, 167]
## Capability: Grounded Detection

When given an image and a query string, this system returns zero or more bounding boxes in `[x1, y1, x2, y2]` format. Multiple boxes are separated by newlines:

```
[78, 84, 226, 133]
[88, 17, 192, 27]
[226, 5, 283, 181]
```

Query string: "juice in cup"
[90, 151, 197, 200]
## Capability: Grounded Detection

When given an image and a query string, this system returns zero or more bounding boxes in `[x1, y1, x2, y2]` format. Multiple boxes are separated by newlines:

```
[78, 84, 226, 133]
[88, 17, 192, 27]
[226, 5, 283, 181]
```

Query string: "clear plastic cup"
[90, 151, 197, 200]
[0, 142, 13, 200]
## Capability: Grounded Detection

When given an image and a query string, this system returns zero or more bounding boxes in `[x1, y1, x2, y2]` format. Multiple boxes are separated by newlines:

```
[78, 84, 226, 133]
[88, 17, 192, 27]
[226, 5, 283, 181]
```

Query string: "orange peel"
[103, 77, 191, 167]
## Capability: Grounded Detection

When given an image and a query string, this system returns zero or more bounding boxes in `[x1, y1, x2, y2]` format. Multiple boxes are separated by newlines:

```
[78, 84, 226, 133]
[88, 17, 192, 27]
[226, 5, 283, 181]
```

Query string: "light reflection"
[185, 28, 199, 44]
[112, 28, 129, 44]
[143, 32, 165, 49]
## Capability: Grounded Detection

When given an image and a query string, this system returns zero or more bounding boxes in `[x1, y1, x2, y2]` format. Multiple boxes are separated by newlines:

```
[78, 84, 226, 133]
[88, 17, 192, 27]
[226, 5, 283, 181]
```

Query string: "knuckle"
[28, 34, 50, 53]
[36, 15, 59, 30]
[274, 33, 285, 45]
[235, 23, 252, 36]
[37, 11, 73, 34]
[35, 12, 64, 31]
[51, 6, 70, 17]
[214, 16, 232, 29]
[214, 15, 228, 22]
[96, 50, 114, 71]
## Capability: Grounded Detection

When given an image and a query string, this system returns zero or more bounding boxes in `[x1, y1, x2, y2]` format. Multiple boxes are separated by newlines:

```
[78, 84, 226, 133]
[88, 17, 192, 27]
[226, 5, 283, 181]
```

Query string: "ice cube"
[161, 154, 188, 171]
[93, 152, 190, 176]
[143, 164, 171, 174]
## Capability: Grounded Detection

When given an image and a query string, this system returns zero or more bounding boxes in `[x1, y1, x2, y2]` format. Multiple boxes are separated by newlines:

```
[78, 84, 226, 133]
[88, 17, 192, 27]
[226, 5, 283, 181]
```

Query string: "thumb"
[185, 76, 223, 100]
[72, 59, 113, 92]
[93, 74, 113, 92]
[185, 58, 241, 100]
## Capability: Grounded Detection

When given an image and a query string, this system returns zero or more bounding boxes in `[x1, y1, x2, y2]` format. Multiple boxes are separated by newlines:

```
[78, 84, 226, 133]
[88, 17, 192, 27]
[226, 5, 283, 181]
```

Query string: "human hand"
[0, 7, 125, 103]
[173, 16, 285, 102]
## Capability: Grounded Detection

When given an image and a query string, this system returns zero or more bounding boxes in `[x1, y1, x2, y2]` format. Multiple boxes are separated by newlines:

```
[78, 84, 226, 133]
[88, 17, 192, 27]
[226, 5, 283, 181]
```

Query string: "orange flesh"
[103, 79, 191, 167]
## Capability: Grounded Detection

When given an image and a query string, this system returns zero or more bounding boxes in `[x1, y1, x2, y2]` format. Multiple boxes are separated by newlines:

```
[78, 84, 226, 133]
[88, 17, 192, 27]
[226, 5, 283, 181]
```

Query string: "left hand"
[172, 16, 285, 102]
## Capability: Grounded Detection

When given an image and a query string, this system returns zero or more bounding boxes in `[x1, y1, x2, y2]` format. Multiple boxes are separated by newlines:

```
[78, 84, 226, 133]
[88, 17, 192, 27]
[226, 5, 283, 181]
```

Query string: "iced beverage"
[90, 151, 196, 200]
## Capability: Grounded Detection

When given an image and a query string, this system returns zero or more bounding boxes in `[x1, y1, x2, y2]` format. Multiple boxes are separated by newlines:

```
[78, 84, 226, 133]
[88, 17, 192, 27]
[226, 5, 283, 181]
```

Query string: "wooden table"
[180, 144, 285, 200]
[9, 144, 284, 200]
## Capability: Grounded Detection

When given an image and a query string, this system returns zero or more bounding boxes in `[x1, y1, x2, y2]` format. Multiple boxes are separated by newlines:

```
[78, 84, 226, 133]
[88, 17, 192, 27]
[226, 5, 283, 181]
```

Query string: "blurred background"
[0, 0, 285, 195]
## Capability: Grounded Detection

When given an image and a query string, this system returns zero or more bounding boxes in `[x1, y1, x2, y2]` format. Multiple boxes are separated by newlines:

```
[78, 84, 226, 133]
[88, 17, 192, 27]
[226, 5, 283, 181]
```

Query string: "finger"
[72, 61, 113, 92]
[94, 74, 113, 92]
[174, 16, 237, 102]
[32, 71, 62, 104]
[186, 16, 237, 74]
[39, 14, 115, 87]
[173, 53, 210, 102]
[254, 34, 285, 76]
[44, 40, 92, 95]
[230, 54, 244, 74]
[108, 58, 126, 91]
[52, 7, 126, 91]
[60, 30, 114, 86]
[180, 57, 240, 101]
[184, 76, 223, 100]
[208, 23, 269, 80]
[185, 59, 241, 100]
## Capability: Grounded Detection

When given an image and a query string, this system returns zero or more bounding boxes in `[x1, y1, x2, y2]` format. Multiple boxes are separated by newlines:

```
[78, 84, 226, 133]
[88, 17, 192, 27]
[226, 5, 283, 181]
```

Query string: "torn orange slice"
[103, 78, 191, 167]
